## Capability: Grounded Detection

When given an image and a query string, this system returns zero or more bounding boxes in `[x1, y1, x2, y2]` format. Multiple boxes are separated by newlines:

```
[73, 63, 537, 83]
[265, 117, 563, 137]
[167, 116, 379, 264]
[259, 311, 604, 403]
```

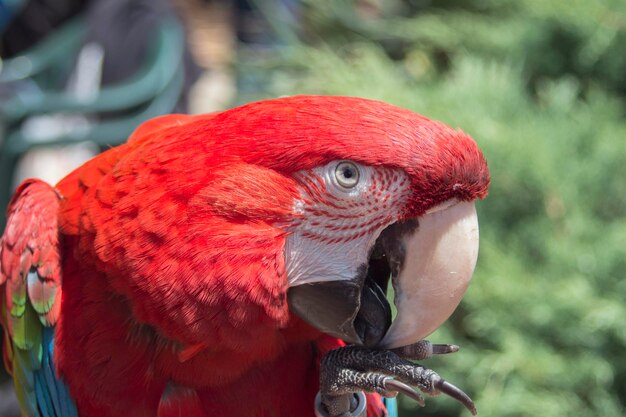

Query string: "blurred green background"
[241, 0, 626, 416]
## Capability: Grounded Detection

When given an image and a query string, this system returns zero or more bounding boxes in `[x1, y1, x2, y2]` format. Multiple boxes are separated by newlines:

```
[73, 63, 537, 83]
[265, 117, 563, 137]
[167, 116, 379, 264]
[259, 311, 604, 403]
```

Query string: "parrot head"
[194, 95, 489, 349]
[113, 95, 489, 354]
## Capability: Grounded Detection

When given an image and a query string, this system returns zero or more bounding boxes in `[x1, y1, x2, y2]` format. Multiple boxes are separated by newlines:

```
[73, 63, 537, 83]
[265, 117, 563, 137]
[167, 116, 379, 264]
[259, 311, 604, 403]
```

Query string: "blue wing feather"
[38, 327, 78, 417]
[11, 325, 79, 417]
[41, 327, 62, 416]
[34, 371, 54, 417]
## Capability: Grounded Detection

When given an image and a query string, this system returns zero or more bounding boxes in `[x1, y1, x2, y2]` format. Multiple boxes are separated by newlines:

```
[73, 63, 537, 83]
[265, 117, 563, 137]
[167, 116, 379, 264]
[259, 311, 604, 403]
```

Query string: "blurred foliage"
[243, 0, 626, 416]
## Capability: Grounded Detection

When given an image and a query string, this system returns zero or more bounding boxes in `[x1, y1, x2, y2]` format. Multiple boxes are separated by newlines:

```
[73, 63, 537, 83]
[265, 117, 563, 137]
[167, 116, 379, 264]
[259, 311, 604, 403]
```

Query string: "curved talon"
[384, 379, 425, 407]
[432, 344, 459, 355]
[436, 380, 477, 415]
[392, 340, 460, 360]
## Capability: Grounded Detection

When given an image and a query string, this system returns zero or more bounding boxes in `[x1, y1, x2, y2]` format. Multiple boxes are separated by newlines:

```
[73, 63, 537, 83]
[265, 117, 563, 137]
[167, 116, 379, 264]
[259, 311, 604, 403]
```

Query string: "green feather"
[10, 282, 26, 318]
[27, 270, 58, 317]
[13, 346, 39, 416]
[11, 300, 43, 361]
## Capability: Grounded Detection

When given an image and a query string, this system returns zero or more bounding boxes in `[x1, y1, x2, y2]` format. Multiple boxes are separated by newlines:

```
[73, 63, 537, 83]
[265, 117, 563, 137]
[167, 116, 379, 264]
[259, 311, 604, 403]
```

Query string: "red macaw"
[1, 96, 489, 417]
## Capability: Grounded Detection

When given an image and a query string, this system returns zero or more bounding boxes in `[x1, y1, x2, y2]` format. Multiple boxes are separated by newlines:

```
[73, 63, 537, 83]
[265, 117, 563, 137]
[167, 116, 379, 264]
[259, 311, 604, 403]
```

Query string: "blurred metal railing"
[0, 18, 186, 226]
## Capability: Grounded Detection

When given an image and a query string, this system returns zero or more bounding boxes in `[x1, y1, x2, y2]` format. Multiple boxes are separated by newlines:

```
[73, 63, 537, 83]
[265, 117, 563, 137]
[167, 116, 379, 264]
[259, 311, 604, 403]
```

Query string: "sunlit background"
[1, 1, 625, 416]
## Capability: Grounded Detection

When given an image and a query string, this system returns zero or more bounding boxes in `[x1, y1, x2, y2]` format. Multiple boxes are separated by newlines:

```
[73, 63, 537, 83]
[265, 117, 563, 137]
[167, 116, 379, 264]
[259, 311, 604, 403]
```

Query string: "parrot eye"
[335, 161, 360, 188]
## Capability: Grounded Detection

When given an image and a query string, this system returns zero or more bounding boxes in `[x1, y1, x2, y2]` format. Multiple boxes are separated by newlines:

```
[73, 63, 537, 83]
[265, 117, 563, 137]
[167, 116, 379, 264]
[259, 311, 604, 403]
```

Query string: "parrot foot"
[317, 342, 476, 417]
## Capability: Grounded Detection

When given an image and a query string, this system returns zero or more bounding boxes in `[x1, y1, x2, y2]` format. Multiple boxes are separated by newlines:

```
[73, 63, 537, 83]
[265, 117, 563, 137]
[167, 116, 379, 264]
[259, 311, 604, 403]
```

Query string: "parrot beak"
[287, 200, 479, 349]
[379, 200, 479, 348]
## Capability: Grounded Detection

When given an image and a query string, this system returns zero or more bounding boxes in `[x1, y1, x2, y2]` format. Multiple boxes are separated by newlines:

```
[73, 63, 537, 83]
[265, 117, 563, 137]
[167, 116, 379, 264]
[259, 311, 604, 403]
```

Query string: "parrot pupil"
[335, 161, 359, 188]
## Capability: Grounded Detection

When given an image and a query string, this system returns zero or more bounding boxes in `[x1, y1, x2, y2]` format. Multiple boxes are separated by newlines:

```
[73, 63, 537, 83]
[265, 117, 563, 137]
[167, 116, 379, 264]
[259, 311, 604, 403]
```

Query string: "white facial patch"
[285, 161, 411, 287]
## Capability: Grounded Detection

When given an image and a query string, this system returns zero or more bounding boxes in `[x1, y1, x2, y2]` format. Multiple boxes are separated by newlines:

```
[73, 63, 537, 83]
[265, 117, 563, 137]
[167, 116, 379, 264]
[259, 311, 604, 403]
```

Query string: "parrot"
[0, 95, 489, 417]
